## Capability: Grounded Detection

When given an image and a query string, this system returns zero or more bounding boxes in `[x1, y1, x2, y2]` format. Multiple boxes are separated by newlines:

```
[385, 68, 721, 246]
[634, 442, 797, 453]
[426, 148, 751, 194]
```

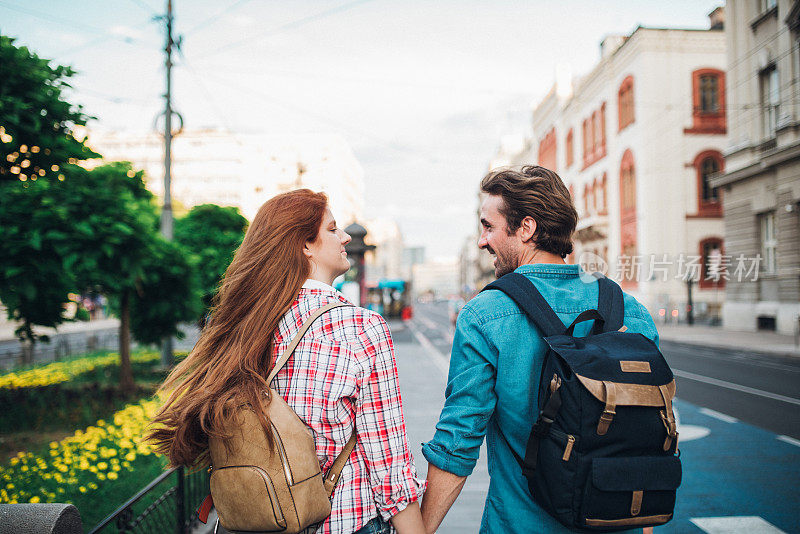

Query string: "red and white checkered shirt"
[270, 282, 425, 534]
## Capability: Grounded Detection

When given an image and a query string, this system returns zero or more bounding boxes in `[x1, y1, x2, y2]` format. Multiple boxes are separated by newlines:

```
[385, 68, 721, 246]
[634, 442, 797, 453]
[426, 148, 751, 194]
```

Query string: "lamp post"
[344, 223, 375, 307]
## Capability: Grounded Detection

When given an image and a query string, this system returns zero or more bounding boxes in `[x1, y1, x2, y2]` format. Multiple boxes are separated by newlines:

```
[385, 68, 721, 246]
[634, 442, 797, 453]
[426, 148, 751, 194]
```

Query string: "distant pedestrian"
[420, 166, 661, 534]
[149, 189, 425, 534]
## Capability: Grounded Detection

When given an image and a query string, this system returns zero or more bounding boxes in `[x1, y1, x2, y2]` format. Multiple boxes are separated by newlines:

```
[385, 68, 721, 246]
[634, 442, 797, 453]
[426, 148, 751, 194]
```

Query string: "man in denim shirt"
[420, 166, 658, 533]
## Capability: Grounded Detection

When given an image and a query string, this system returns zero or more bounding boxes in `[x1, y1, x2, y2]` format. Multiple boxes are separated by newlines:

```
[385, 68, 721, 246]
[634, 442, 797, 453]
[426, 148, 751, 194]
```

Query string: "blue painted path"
[667, 399, 800, 533]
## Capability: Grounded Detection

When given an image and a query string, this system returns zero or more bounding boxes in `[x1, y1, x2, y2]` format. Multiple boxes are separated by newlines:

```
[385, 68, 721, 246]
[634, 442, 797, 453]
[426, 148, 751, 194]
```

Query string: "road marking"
[417, 315, 440, 331]
[777, 435, 800, 447]
[408, 321, 449, 376]
[690, 516, 787, 533]
[673, 369, 800, 406]
[699, 407, 739, 423]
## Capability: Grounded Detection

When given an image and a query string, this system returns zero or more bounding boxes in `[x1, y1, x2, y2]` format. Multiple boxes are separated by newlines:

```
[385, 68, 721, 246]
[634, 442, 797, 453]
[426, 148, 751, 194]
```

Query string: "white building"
[363, 217, 406, 282]
[87, 129, 365, 224]
[502, 11, 729, 321]
[711, 0, 800, 334]
[412, 258, 460, 299]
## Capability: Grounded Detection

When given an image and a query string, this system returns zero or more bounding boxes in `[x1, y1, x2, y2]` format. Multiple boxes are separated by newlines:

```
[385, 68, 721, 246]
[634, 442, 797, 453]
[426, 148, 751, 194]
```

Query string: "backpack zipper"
[549, 427, 577, 462]
[272, 424, 294, 485]
[562, 435, 576, 461]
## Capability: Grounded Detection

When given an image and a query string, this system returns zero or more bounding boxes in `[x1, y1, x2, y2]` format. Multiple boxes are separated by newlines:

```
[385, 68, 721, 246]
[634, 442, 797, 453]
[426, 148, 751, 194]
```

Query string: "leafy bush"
[0, 351, 183, 433]
[0, 398, 169, 529]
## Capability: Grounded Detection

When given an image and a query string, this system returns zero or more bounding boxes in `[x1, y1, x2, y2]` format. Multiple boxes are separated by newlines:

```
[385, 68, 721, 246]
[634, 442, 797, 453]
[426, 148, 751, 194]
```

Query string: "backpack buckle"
[531, 415, 552, 438]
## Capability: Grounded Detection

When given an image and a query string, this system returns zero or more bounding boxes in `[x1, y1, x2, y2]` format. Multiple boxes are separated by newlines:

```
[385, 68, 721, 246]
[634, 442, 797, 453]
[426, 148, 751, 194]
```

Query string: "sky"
[2, 0, 723, 258]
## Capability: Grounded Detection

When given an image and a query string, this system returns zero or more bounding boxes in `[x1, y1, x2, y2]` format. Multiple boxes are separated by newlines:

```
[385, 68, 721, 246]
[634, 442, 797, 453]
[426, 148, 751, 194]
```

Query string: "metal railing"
[88, 466, 209, 534]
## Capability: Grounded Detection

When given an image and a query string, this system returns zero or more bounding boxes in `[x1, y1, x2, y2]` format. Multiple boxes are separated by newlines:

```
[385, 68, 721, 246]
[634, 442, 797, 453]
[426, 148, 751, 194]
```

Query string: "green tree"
[0, 34, 97, 349]
[0, 178, 77, 348]
[59, 163, 199, 392]
[174, 204, 247, 314]
[0, 34, 97, 182]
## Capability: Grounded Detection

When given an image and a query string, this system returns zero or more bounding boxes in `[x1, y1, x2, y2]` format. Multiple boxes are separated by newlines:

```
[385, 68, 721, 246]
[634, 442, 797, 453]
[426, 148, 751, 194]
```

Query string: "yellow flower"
[78, 486, 87, 493]
[29, 496, 40, 503]
[107, 472, 118, 480]
[97, 462, 108, 470]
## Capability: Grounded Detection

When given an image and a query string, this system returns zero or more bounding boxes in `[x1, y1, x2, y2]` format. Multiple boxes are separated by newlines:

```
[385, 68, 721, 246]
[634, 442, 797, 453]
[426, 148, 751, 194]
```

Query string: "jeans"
[353, 515, 391, 534]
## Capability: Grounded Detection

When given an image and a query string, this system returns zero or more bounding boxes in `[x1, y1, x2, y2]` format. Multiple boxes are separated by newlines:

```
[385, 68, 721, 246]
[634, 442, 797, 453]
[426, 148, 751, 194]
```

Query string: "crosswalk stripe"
[690, 516, 787, 533]
[777, 435, 800, 447]
[699, 407, 738, 423]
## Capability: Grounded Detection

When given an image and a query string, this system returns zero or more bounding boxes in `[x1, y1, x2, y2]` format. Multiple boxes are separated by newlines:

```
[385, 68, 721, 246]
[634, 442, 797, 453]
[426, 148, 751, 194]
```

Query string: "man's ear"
[518, 216, 537, 243]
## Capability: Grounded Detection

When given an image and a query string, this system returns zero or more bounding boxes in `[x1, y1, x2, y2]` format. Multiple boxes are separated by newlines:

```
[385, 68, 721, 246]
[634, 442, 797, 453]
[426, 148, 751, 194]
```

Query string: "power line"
[0, 0, 108, 34]
[193, 0, 378, 60]
[183, 0, 254, 36]
[127, 0, 158, 16]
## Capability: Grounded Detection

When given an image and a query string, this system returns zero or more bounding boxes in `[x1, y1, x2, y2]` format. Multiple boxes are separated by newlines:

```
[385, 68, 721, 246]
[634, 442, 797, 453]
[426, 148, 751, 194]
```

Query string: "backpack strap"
[323, 432, 358, 496]
[594, 274, 624, 333]
[483, 273, 565, 337]
[267, 300, 357, 496]
[267, 301, 350, 383]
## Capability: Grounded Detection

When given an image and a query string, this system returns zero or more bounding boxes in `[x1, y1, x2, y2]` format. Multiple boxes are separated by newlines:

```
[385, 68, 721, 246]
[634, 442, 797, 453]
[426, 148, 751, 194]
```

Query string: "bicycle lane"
[667, 398, 800, 533]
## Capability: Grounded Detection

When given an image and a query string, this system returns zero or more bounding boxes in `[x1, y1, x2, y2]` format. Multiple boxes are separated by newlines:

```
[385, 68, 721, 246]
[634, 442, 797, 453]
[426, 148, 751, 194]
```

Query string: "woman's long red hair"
[148, 189, 328, 468]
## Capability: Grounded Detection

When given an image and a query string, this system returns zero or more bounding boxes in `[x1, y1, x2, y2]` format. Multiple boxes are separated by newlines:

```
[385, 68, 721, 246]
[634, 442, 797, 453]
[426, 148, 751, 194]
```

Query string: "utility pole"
[159, 0, 182, 367]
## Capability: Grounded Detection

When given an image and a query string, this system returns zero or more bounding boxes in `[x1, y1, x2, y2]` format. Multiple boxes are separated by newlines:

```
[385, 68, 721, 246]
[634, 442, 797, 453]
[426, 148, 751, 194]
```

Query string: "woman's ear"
[303, 242, 314, 258]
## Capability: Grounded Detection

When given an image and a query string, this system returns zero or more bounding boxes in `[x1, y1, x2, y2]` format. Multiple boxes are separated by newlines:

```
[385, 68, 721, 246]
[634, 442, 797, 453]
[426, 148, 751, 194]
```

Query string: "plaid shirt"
[270, 283, 425, 534]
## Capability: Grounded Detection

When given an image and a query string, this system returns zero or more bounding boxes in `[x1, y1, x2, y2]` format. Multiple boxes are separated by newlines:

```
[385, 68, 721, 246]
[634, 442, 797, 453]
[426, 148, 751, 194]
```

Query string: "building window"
[701, 158, 719, 202]
[538, 127, 557, 172]
[759, 211, 777, 273]
[618, 75, 635, 131]
[583, 102, 607, 168]
[685, 69, 726, 134]
[699, 75, 720, 113]
[760, 0, 777, 13]
[566, 129, 574, 168]
[692, 150, 724, 217]
[620, 155, 636, 212]
[760, 66, 780, 139]
[699, 237, 725, 289]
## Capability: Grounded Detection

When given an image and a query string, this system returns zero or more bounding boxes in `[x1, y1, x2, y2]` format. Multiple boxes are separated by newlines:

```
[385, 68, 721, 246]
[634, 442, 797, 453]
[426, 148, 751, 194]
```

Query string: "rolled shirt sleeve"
[422, 305, 498, 477]
[355, 313, 426, 519]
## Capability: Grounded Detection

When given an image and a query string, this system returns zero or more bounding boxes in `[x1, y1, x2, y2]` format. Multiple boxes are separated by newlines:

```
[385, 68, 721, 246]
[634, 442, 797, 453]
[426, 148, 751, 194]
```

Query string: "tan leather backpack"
[209, 302, 356, 533]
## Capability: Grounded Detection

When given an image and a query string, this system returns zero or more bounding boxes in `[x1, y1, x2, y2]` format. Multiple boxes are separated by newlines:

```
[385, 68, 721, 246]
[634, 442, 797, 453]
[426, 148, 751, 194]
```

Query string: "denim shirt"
[422, 264, 659, 534]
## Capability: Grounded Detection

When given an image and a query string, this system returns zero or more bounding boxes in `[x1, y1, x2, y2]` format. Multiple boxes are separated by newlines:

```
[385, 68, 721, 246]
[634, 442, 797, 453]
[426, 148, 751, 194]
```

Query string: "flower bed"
[0, 351, 160, 389]
[0, 351, 182, 434]
[0, 398, 170, 528]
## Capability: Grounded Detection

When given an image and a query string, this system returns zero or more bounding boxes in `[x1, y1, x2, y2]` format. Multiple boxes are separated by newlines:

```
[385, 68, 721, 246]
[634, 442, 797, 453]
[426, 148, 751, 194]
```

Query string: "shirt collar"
[302, 278, 338, 292]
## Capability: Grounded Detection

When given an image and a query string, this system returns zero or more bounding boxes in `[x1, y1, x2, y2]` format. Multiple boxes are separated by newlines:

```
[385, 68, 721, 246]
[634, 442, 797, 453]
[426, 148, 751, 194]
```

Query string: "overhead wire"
[192, 0, 379, 60]
[183, 0, 254, 36]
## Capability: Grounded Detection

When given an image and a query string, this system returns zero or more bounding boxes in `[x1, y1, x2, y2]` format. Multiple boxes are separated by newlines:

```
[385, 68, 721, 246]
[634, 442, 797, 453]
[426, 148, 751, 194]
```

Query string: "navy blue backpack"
[484, 273, 681, 532]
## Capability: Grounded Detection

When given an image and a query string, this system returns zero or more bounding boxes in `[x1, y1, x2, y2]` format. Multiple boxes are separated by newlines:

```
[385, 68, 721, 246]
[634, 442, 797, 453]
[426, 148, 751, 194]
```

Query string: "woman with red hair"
[150, 189, 425, 534]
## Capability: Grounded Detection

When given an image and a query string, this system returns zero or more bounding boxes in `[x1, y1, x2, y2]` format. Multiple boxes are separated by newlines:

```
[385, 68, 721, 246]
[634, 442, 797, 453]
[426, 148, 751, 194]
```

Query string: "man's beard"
[492, 246, 517, 278]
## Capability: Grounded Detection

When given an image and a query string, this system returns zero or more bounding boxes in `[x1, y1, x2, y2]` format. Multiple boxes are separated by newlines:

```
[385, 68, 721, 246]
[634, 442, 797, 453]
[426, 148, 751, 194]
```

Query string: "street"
[401, 301, 800, 533]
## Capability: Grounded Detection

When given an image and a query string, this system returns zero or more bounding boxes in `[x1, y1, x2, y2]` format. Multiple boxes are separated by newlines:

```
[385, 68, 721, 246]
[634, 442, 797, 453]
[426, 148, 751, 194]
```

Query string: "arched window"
[620, 151, 636, 213]
[692, 150, 724, 216]
[699, 237, 725, 289]
[701, 158, 719, 202]
[619, 149, 637, 288]
[566, 128, 574, 168]
[618, 75, 635, 131]
[685, 69, 726, 134]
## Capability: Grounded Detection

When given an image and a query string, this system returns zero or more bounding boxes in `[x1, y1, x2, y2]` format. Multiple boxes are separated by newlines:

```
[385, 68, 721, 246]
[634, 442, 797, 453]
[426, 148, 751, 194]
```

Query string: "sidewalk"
[656, 322, 800, 358]
[0, 318, 120, 343]
[194, 322, 487, 534]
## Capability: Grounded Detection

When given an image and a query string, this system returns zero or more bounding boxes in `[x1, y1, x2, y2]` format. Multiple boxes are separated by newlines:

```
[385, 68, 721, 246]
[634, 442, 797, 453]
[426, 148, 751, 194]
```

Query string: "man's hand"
[420, 464, 467, 533]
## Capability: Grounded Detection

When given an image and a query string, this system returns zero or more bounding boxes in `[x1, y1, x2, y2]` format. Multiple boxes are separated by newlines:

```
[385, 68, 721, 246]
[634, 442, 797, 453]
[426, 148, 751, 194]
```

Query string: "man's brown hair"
[480, 165, 578, 258]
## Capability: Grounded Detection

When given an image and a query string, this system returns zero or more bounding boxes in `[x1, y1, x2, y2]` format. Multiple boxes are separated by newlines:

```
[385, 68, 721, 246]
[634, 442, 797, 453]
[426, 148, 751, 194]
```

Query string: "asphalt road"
[407, 300, 800, 533]
[412, 300, 800, 440]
